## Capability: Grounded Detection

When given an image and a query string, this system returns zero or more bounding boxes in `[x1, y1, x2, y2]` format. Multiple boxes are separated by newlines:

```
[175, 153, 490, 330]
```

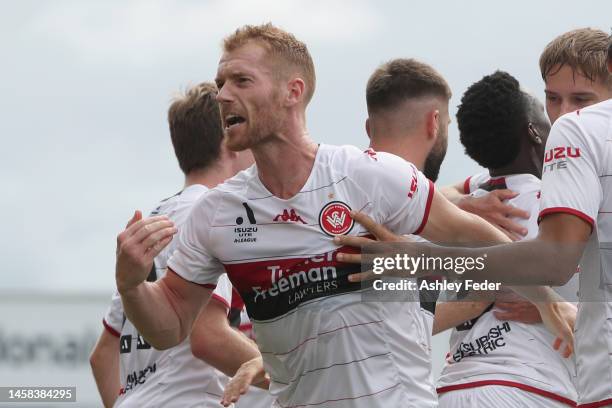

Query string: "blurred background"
[1, 0, 610, 406]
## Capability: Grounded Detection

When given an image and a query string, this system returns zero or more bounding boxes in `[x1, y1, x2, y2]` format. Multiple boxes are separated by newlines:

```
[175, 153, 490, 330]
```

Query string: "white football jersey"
[168, 144, 438, 407]
[437, 173, 578, 406]
[539, 99, 612, 407]
[102, 185, 234, 407]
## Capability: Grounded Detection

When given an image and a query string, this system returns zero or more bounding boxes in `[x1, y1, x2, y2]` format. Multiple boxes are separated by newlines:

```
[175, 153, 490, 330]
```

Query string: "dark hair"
[366, 58, 451, 113]
[457, 71, 528, 169]
[167, 82, 223, 175]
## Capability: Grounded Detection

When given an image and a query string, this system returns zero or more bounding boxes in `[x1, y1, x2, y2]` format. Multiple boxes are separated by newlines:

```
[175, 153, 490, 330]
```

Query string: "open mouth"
[225, 114, 246, 130]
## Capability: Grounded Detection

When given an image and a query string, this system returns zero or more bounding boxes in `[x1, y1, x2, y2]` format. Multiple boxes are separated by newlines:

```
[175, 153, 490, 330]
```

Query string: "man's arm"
[116, 211, 212, 349]
[441, 180, 529, 240]
[439, 181, 466, 206]
[190, 298, 261, 377]
[433, 301, 490, 335]
[419, 190, 512, 244]
[90, 329, 120, 408]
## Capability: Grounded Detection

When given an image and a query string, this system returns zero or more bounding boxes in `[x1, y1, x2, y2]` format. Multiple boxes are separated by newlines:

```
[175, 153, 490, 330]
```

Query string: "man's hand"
[533, 300, 576, 358]
[334, 211, 409, 282]
[115, 210, 177, 294]
[457, 190, 529, 240]
[221, 356, 270, 407]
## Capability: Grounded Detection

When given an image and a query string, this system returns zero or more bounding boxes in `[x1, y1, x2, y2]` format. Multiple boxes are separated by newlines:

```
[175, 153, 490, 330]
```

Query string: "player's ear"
[527, 123, 543, 145]
[426, 110, 440, 142]
[285, 77, 305, 107]
[365, 118, 371, 139]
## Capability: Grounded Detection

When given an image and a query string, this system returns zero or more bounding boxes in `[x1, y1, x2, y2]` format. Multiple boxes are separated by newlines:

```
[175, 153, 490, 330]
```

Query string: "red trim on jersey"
[231, 288, 245, 310]
[538, 207, 594, 230]
[578, 398, 612, 407]
[463, 176, 472, 194]
[414, 180, 435, 235]
[211, 294, 230, 309]
[102, 319, 120, 338]
[239, 322, 253, 331]
[488, 177, 506, 185]
[167, 268, 217, 289]
[437, 380, 576, 407]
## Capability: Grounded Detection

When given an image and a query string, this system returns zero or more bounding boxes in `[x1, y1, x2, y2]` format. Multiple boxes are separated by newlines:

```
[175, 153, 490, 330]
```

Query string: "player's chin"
[225, 131, 251, 152]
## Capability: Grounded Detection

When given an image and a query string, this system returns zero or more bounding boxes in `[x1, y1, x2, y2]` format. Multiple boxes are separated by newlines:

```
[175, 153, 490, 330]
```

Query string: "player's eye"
[573, 96, 592, 104]
[545, 95, 559, 103]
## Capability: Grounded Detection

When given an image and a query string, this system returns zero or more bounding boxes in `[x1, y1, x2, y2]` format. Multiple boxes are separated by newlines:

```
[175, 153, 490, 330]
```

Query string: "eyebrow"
[544, 90, 598, 97]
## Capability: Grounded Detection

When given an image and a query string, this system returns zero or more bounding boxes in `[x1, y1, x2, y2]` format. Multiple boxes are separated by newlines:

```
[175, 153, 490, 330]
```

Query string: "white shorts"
[438, 385, 573, 408]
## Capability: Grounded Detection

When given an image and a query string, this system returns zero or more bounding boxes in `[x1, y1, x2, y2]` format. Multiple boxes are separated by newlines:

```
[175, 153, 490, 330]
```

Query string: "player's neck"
[489, 160, 541, 179]
[370, 137, 426, 170]
[252, 130, 318, 199]
[183, 164, 236, 190]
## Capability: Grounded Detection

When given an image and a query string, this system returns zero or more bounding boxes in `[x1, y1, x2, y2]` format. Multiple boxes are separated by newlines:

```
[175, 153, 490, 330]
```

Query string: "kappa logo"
[319, 201, 354, 236]
[274, 209, 307, 224]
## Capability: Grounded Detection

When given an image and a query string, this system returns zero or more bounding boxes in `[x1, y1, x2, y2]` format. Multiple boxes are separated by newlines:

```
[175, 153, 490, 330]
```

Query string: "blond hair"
[539, 28, 611, 87]
[223, 23, 316, 104]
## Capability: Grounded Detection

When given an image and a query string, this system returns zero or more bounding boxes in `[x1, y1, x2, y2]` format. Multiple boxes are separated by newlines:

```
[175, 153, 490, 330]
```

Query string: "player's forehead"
[544, 64, 606, 95]
[216, 42, 271, 80]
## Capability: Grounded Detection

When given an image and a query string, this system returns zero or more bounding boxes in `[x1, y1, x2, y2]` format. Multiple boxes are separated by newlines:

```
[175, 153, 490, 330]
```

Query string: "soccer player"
[222, 57, 455, 405]
[90, 83, 260, 407]
[443, 28, 612, 233]
[114, 24, 566, 408]
[341, 36, 612, 407]
[434, 71, 578, 407]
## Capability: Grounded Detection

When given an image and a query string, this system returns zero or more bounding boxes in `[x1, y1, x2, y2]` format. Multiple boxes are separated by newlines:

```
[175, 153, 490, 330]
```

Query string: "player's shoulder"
[322, 144, 417, 177]
[205, 165, 256, 200]
[150, 184, 209, 219]
[504, 173, 541, 195]
[553, 99, 612, 143]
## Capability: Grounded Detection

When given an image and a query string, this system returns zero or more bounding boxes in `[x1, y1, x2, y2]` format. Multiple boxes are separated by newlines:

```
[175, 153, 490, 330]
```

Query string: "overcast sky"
[2, 0, 610, 293]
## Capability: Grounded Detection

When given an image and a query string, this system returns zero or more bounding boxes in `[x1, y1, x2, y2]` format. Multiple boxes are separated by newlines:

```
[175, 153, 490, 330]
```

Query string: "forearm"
[91, 364, 119, 407]
[440, 184, 466, 206]
[433, 300, 490, 335]
[90, 333, 120, 408]
[200, 329, 261, 377]
[423, 239, 579, 285]
[455, 211, 510, 243]
[120, 281, 189, 349]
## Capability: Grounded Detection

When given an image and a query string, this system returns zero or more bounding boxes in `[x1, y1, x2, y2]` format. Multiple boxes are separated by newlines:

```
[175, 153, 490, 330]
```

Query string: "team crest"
[319, 201, 354, 236]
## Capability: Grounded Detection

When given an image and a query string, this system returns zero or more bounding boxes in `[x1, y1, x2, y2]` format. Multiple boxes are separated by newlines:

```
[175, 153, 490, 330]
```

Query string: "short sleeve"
[102, 291, 123, 337]
[466, 172, 490, 194]
[354, 151, 434, 235]
[539, 113, 602, 229]
[210, 273, 232, 310]
[167, 194, 225, 287]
